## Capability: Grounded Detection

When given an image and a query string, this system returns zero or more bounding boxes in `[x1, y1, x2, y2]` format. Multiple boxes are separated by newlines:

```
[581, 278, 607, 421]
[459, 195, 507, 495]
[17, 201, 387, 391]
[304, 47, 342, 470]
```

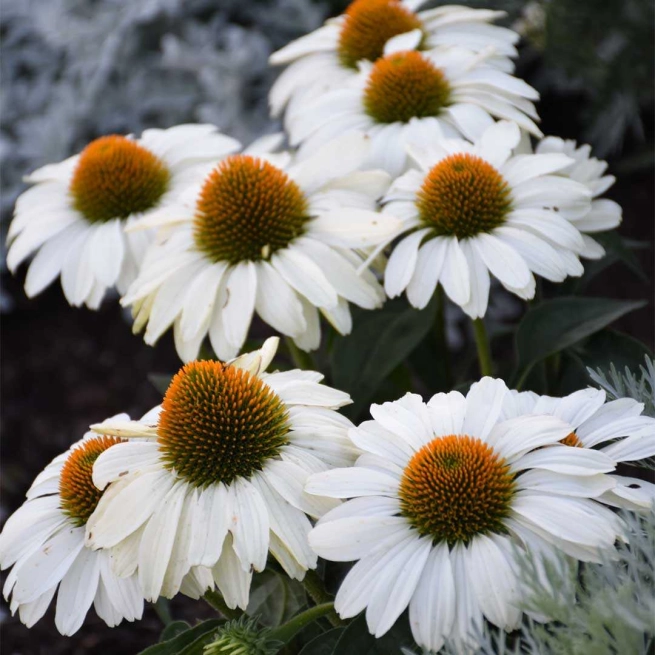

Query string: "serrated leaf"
[138, 619, 222, 655]
[247, 570, 306, 627]
[330, 296, 437, 419]
[515, 296, 646, 385]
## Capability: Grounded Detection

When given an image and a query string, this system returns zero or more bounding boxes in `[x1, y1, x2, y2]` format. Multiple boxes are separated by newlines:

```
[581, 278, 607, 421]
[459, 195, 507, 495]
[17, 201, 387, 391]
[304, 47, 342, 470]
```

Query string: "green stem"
[302, 570, 344, 627]
[472, 318, 493, 377]
[269, 603, 337, 643]
[203, 589, 243, 621]
[434, 286, 453, 388]
[153, 598, 173, 625]
[284, 336, 315, 371]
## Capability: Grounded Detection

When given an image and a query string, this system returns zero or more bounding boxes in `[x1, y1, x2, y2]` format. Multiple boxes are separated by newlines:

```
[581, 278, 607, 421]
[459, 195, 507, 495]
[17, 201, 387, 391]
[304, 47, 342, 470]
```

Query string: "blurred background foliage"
[0, 0, 653, 652]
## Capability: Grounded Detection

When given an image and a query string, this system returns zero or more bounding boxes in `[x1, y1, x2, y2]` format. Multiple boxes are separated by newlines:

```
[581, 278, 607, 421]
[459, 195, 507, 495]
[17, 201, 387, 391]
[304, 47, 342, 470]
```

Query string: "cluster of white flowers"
[2, 1, 652, 653]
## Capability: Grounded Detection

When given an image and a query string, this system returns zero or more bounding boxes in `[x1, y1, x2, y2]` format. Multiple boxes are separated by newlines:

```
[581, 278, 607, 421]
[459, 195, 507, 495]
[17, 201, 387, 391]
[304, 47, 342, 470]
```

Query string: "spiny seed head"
[561, 432, 583, 447]
[193, 155, 310, 264]
[337, 0, 424, 69]
[416, 153, 513, 238]
[157, 360, 290, 487]
[70, 135, 170, 224]
[363, 51, 451, 124]
[203, 616, 280, 655]
[399, 434, 516, 545]
[59, 436, 125, 526]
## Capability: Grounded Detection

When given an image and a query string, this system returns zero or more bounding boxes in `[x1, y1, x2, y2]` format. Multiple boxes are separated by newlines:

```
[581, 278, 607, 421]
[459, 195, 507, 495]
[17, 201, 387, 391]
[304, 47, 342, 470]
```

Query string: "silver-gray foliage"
[412, 509, 655, 655]
[0, 0, 326, 221]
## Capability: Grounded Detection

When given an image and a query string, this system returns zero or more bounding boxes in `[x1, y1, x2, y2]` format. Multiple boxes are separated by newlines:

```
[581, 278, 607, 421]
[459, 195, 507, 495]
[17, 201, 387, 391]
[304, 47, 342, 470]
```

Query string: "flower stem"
[203, 589, 243, 621]
[269, 603, 337, 643]
[284, 336, 315, 370]
[302, 570, 344, 627]
[153, 598, 173, 625]
[434, 286, 452, 387]
[472, 318, 493, 377]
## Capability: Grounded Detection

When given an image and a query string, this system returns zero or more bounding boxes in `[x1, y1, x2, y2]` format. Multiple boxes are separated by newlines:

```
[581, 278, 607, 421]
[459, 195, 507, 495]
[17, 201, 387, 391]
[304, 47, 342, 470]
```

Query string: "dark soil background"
[1, 3, 654, 654]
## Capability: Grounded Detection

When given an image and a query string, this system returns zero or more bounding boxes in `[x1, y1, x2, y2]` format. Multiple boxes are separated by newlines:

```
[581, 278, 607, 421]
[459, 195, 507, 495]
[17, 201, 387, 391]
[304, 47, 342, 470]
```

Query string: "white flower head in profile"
[285, 38, 541, 177]
[382, 121, 593, 317]
[305, 378, 624, 653]
[122, 132, 399, 362]
[0, 426, 144, 635]
[7, 125, 240, 308]
[85, 338, 359, 608]
[535, 136, 623, 259]
[502, 388, 655, 511]
[270, 0, 520, 127]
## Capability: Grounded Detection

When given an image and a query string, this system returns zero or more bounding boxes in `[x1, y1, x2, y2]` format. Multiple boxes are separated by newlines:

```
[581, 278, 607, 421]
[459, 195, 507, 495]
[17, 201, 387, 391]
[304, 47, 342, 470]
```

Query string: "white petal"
[365, 535, 432, 637]
[254, 262, 306, 337]
[212, 534, 252, 610]
[222, 262, 257, 351]
[229, 479, 270, 573]
[428, 391, 467, 436]
[272, 248, 338, 308]
[92, 441, 161, 490]
[305, 467, 399, 499]
[487, 415, 570, 462]
[466, 535, 520, 628]
[309, 516, 412, 562]
[54, 547, 101, 635]
[473, 232, 531, 290]
[385, 229, 430, 298]
[138, 481, 188, 601]
[512, 445, 615, 475]
[13, 527, 85, 604]
[519, 470, 616, 498]
[463, 377, 508, 441]
[440, 238, 471, 305]
[406, 237, 448, 309]
[409, 544, 455, 653]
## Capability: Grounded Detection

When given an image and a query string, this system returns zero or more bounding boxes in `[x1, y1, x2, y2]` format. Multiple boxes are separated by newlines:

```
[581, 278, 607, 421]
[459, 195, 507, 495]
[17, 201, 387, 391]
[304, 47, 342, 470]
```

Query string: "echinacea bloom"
[535, 136, 623, 259]
[121, 132, 397, 362]
[306, 378, 624, 652]
[286, 42, 541, 176]
[270, 0, 519, 127]
[382, 121, 591, 316]
[6, 125, 240, 308]
[0, 425, 143, 635]
[85, 338, 359, 607]
[501, 388, 655, 511]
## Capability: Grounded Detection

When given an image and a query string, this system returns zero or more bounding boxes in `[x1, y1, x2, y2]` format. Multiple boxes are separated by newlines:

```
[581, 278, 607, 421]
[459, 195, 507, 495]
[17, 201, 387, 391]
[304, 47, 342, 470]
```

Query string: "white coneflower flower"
[121, 133, 398, 362]
[535, 136, 623, 259]
[0, 425, 143, 635]
[85, 338, 359, 607]
[501, 388, 655, 512]
[382, 121, 591, 316]
[285, 43, 541, 176]
[7, 125, 240, 308]
[270, 0, 520, 127]
[305, 378, 624, 652]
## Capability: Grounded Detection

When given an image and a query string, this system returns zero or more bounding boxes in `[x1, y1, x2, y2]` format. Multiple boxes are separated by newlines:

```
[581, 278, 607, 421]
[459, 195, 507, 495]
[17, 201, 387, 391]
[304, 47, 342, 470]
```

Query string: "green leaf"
[298, 628, 345, 655]
[159, 620, 191, 642]
[138, 619, 222, 655]
[247, 570, 306, 627]
[332, 613, 415, 655]
[331, 297, 437, 419]
[515, 296, 646, 386]
[558, 330, 653, 395]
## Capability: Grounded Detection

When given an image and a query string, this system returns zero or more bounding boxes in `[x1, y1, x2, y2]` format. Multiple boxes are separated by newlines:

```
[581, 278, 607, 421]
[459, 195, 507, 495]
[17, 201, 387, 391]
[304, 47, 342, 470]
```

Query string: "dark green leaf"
[298, 628, 345, 655]
[515, 296, 646, 384]
[332, 613, 415, 655]
[159, 620, 191, 642]
[331, 297, 437, 419]
[138, 619, 222, 655]
[247, 570, 306, 627]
